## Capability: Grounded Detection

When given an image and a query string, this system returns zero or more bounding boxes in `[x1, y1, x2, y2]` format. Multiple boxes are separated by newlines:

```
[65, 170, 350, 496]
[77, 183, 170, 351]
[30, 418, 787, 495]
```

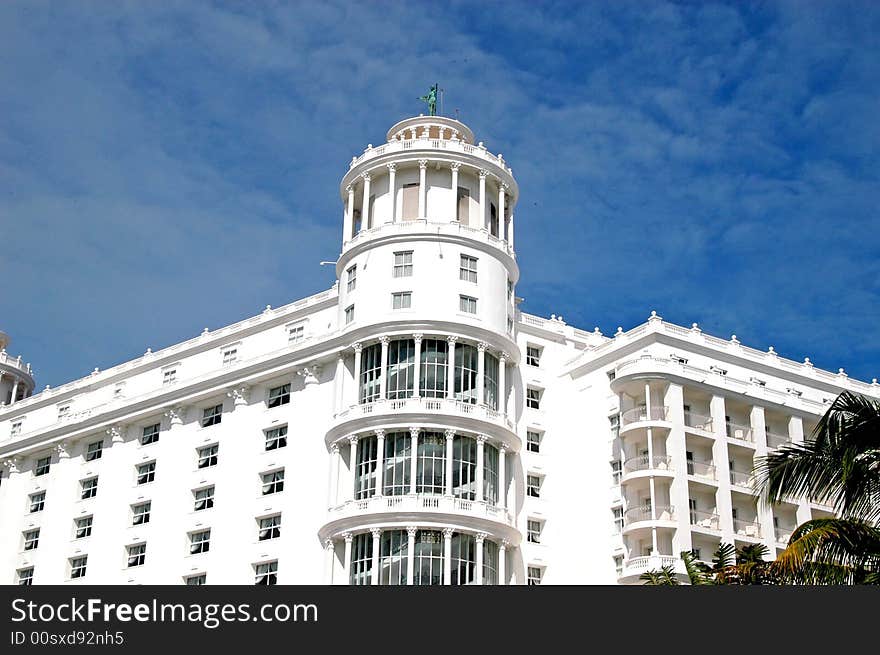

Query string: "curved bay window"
[452, 435, 477, 499]
[455, 344, 478, 404]
[350, 533, 373, 586]
[420, 339, 448, 398]
[450, 533, 476, 585]
[483, 443, 499, 505]
[355, 436, 378, 499]
[379, 530, 408, 585]
[416, 432, 446, 494]
[382, 432, 411, 496]
[360, 344, 381, 404]
[483, 540, 499, 585]
[484, 353, 499, 410]
[387, 339, 415, 400]
[414, 530, 444, 585]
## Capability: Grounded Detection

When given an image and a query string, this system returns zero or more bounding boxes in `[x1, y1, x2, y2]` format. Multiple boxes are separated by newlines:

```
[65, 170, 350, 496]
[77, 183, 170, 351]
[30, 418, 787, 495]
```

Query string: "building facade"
[1, 115, 876, 586]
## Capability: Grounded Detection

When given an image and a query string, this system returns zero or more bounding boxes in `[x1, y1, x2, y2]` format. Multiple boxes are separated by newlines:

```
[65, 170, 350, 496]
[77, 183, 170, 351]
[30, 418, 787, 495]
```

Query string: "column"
[751, 405, 776, 553]
[409, 427, 419, 494]
[498, 182, 507, 235]
[450, 162, 460, 220]
[498, 353, 508, 416]
[348, 436, 359, 501]
[375, 430, 385, 497]
[328, 444, 340, 508]
[418, 159, 428, 219]
[476, 435, 487, 503]
[406, 526, 417, 585]
[379, 336, 390, 400]
[361, 172, 372, 229]
[645, 383, 658, 554]
[710, 394, 734, 540]
[789, 416, 811, 526]
[446, 336, 457, 400]
[443, 528, 453, 585]
[412, 334, 423, 398]
[344, 184, 354, 241]
[477, 342, 487, 406]
[444, 429, 455, 496]
[334, 354, 345, 414]
[478, 170, 488, 230]
[498, 445, 507, 510]
[387, 163, 397, 223]
[499, 540, 507, 585]
[10, 379, 19, 404]
[324, 539, 335, 584]
[0, 372, 4, 404]
[342, 533, 353, 585]
[475, 533, 486, 585]
[352, 343, 362, 405]
[665, 383, 692, 555]
[508, 213, 515, 248]
[371, 529, 381, 585]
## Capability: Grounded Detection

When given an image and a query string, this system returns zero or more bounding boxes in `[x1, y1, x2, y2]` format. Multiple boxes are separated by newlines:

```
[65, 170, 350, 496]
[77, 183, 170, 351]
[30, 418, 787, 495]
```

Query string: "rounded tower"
[320, 114, 523, 585]
[0, 331, 35, 407]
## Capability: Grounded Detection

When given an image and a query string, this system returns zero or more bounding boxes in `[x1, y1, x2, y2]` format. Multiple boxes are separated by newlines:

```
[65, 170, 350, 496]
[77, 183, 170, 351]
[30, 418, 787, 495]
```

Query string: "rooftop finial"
[419, 83, 439, 116]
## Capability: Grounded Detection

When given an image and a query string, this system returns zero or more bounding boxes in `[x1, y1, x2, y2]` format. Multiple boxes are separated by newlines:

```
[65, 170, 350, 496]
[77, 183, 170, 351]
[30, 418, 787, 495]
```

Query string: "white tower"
[320, 114, 524, 584]
[0, 332, 35, 406]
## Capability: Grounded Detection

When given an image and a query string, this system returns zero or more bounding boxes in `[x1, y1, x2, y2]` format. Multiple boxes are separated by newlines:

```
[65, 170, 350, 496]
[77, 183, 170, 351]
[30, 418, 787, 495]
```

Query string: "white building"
[1, 114, 876, 586]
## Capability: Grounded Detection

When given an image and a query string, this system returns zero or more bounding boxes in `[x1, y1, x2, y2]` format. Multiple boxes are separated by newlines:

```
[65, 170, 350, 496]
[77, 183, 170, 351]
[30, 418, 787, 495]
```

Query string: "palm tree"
[639, 565, 679, 585]
[753, 390, 880, 584]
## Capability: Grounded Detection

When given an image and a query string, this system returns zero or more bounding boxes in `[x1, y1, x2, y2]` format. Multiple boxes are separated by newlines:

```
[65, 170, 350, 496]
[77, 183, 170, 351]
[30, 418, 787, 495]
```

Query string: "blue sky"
[1, 1, 878, 387]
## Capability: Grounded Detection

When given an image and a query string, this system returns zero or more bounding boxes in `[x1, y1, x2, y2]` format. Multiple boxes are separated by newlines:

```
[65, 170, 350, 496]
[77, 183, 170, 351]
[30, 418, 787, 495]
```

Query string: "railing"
[624, 505, 675, 525]
[0, 350, 32, 376]
[620, 406, 669, 427]
[733, 519, 762, 539]
[327, 493, 514, 526]
[623, 455, 672, 474]
[620, 555, 681, 577]
[729, 470, 755, 489]
[725, 421, 754, 443]
[342, 219, 514, 257]
[334, 397, 515, 431]
[765, 431, 792, 449]
[775, 525, 796, 543]
[686, 460, 716, 481]
[348, 137, 513, 175]
[689, 510, 720, 531]
[684, 412, 713, 432]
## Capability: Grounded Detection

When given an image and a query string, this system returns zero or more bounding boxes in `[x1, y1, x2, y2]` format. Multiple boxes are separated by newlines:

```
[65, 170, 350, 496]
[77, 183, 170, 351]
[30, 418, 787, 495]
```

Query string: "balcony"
[684, 412, 713, 433]
[622, 455, 673, 478]
[725, 421, 754, 444]
[618, 554, 684, 583]
[729, 469, 756, 490]
[0, 350, 34, 379]
[775, 524, 796, 544]
[342, 219, 514, 259]
[765, 431, 792, 449]
[689, 510, 721, 531]
[686, 460, 717, 482]
[623, 505, 676, 529]
[733, 519, 762, 539]
[620, 406, 669, 430]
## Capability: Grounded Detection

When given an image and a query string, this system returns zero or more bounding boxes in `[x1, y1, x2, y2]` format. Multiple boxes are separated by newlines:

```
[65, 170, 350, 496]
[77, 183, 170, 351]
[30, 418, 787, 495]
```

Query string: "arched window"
[387, 339, 415, 400]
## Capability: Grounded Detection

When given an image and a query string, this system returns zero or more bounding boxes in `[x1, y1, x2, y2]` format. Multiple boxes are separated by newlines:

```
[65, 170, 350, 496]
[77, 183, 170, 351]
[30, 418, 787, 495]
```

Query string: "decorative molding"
[297, 365, 322, 385]
[409, 427, 420, 438]
[164, 406, 186, 425]
[2, 457, 20, 474]
[370, 528, 382, 539]
[442, 528, 454, 539]
[478, 169, 489, 180]
[475, 532, 488, 544]
[374, 429, 386, 439]
[418, 159, 428, 170]
[352, 342, 363, 354]
[406, 526, 418, 537]
[450, 161, 461, 171]
[343, 532, 354, 544]
[412, 333, 424, 344]
[444, 429, 455, 441]
[379, 336, 391, 346]
[446, 335, 458, 345]
[385, 162, 396, 172]
[330, 443, 340, 455]
[348, 435, 359, 446]
[106, 424, 125, 444]
[477, 342, 488, 353]
[324, 538, 334, 550]
[226, 385, 251, 407]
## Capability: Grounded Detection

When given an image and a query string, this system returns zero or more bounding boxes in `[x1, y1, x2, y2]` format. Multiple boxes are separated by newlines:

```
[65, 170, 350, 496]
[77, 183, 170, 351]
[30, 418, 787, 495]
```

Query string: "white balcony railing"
[729, 470, 755, 489]
[327, 493, 514, 527]
[684, 412, 713, 432]
[343, 219, 514, 257]
[624, 505, 675, 525]
[0, 350, 32, 376]
[620, 406, 669, 427]
[725, 421, 754, 443]
[348, 137, 513, 175]
[733, 518, 762, 539]
[623, 455, 672, 474]
[686, 460, 716, 481]
[775, 525, 796, 543]
[689, 510, 720, 531]
[334, 397, 514, 431]
[765, 431, 792, 449]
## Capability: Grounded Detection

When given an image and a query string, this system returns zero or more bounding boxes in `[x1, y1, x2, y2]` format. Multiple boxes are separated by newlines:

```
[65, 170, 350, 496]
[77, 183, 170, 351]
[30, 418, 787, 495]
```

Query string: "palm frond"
[772, 518, 880, 584]
[680, 550, 710, 585]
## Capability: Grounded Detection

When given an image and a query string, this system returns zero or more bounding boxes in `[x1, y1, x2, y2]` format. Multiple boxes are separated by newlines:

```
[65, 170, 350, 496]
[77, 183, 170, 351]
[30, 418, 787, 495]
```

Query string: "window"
[127, 543, 146, 567]
[359, 343, 382, 404]
[401, 183, 418, 221]
[80, 477, 98, 499]
[23, 529, 40, 551]
[288, 323, 305, 344]
[261, 469, 285, 495]
[137, 461, 156, 485]
[459, 295, 477, 314]
[606, 369, 616, 382]
[132, 501, 151, 525]
[70, 556, 88, 579]
[527, 519, 543, 544]
[459, 254, 478, 283]
[345, 305, 355, 325]
[346, 265, 357, 292]
[163, 368, 177, 385]
[259, 515, 281, 541]
[29, 491, 45, 513]
[527, 566, 543, 585]
[526, 430, 542, 454]
[75, 516, 93, 539]
[507, 279, 513, 302]
[114, 383, 125, 399]
[11, 420, 22, 437]
[85, 440, 104, 461]
[254, 561, 278, 585]
[392, 291, 412, 310]
[527, 474, 542, 498]
[393, 251, 413, 277]
[201, 404, 222, 427]
[613, 507, 624, 533]
[611, 460, 622, 485]
[526, 345, 542, 367]
[141, 423, 160, 445]
[355, 436, 378, 499]
[194, 486, 215, 511]
[185, 574, 206, 585]
[197, 445, 218, 469]
[264, 425, 288, 451]
[17, 567, 34, 586]
[456, 186, 470, 223]
[58, 404, 70, 419]
[35, 456, 51, 476]
[614, 555, 624, 577]
[267, 384, 290, 408]
[526, 387, 542, 410]
[454, 344, 478, 404]
[420, 339, 448, 398]
[222, 347, 238, 366]
[189, 529, 211, 554]
[609, 414, 620, 438]
[386, 339, 415, 400]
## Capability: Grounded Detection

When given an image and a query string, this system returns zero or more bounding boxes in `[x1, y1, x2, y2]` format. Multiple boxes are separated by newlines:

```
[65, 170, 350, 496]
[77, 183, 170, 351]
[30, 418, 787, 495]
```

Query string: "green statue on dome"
[419, 83, 439, 116]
